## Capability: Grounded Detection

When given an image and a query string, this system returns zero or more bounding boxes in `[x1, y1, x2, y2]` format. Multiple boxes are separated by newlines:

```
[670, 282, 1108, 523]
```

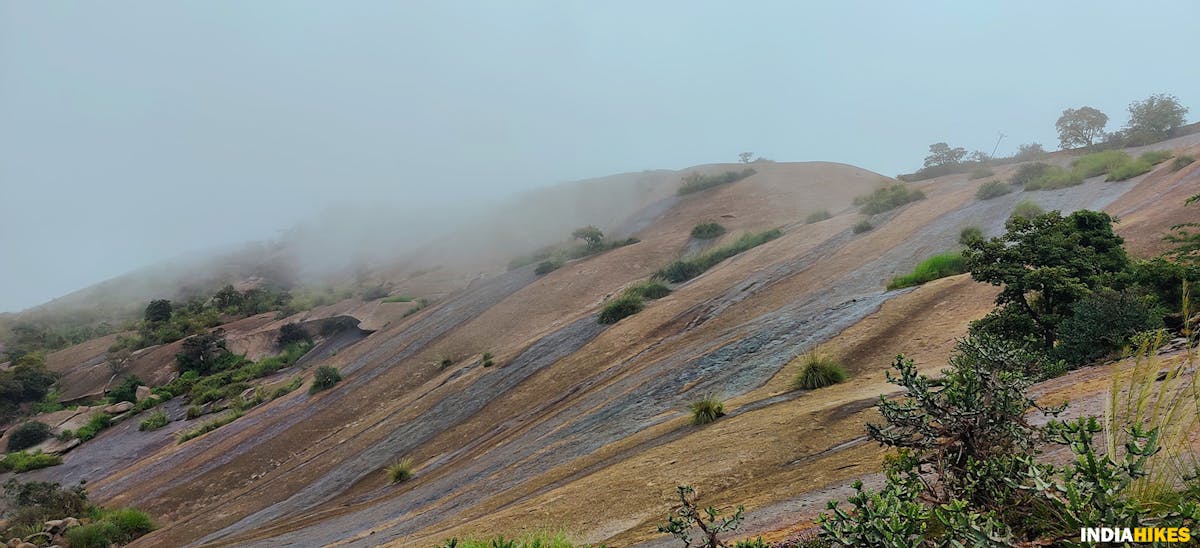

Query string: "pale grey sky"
[1, 1, 1196, 311]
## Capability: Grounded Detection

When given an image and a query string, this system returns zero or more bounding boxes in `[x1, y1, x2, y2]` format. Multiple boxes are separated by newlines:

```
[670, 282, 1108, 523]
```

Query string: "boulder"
[63, 517, 80, 529]
[16, 542, 36, 548]
[43, 519, 64, 534]
[103, 401, 133, 414]
[135, 385, 153, 401]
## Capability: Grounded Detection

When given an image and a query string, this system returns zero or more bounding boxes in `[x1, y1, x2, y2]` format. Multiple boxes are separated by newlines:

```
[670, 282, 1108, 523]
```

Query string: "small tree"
[571, 226, 605, 250]
[276, 323, 311, 347]
[1014, 143, 1045, 160]
[175, 330, 229, 375]
[1126, 93, 1188, 141]
[658, 485, 745, 547]
[143, 299, 172, 323]
[923, 142, 967, 168]
[212, 284, 244, 310]
[7, 422, 52, 452]
[1055, 106, 1108, 149]
[738, 152, 753, 164]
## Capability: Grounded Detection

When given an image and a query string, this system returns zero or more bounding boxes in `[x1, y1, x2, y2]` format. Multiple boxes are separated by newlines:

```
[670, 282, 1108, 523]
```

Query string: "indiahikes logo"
[1080, 527, 1191, 543]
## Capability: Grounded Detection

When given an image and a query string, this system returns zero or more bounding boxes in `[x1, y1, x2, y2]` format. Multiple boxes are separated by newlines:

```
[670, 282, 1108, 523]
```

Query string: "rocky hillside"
[7, 133, 1200, 547]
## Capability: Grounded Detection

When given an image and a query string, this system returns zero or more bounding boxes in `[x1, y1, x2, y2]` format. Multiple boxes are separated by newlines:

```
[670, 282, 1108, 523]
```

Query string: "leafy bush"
[66, 522, 120, 548]
[1009, 199, 1044, 220]
[1072, 150, 1131, 178]
[597, 294, 644, 325]
[1171, 155, 1194, 171]
[887, 252, 966, 290]
[852, 219, 873, 234]
[1105, 158, 1153, 181]
[1008, 162, 1050, 186]
[387, 457, 414, 484]
[677, 169, 756, 195]
[481, 352, 494, 368]
[2, 479, 89, 530]
[534, 260, 562, 275]
[690, 222, 727, 240]
[107, 375, 142, 404]
[138, 410, 169, 431]
[958, 226, 983, 245]
[805, 210, 832, 224]
[75, 413, 112, 442]
[792, 352, 848, 390]
[853, 185, 926, 215]
[656, 229, 783, 283]
[185, 405, 203, 420]
[1024, 165, 1083, 190]
[6, 422, 51, 452]
[1053, 289, 1164, 366]
[689, 395, 725, 425]
[309, 366, 341, 394]
[101, 507, 156, 543]
[177, 410, 243, 443]
[276, 323, 311, 347]
[0, 451, 62, 473]
[968, 167, 994, 180]
[974, 180, 1012, 200]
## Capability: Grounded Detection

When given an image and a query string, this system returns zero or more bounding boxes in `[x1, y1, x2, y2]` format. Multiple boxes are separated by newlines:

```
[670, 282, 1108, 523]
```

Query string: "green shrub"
[534, 260, 562, 275]
[276, 322, 311, 347]
[101, 507, 156, 543]
[185, 405, 203, 420]
[1009, 162, 1050, 186]
[887, 252, 966, 290]
[75, 413, 112, 442]
[1105, 158, 1153, 181]
[677, 169, 756, 195]
[805, 210, 832, 224]
[387, 458, 414, 484]
[689, 395, 725, 425]
[655, 229, 782, 283]
[690, 222, 727, 240]
[437, 532, 575, 548]
[481, 352, 495, 367]
[1024, 165, 1083, 190]
[1, 479, 89, 530]
[1071, 150, 1130, 178]
[1009, 199, 1044, 221]
[6, 422, 51, 452]
[792, 352, 848, 390]
[625, 280, 671, 300]
[177, 410, 243, 443]
[975, 180, 1012, 200]
[0, 451, 62, 473]
[959, 226, 984, 245]
[270, 376, 304, 399]
[968, 167, 994, 180]
[309, 366, 342, 394]
[1170, 155, 1194, 171]
[106, 375, 142, 404]
[138, 410, 169, 431]
[597, 294, 644, 324]
[1139, 150, 1173, 165]
[853, 185, 926, 215]
[380, 295, 414, 303]
[1053, 289, 1164, 366]
[66, 522, 120, 548]
[852, 219, 873, 234]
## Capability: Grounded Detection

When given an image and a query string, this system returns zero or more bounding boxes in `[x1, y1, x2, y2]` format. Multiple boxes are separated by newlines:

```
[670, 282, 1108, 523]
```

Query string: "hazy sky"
[2, 1, 1197, 312]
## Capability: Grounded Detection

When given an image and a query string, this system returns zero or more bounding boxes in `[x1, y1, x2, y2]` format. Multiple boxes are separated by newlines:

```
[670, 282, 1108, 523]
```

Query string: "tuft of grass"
[853, 185, 926, 215]
[655, 229, 783, 283]
[625, 280, 671, 300]
[1170, 155, 1194, 172]
[1140, 150, 1174, 165]
[481, 352, 495, 367]
[138, 410, 169, 431]
[387, 457, 415, 484]
[959, 226, 983, 245]
[309, 366, 342, 394]
[1106, 158, 1154, 181]
[67, 523, 121, 548]
[805, 209, 832, 224]
[185, 405, 204, 419]
[1072, 150, 1131, 178]
[690, 222, 727, 240]
[1024, 165, 1083, 190]
[887, 252, 967, 290]
[792, 352, 849, 390]
[968, 167, 994, 180]
[177, 410, 244, 443]
[689, 394, 725, 425]
[381, 295, 415, 303]
[270, 376, 304, 399]
[975, 180, 1013, 200]
[597, 294, 645, 324]
[1010, 199, 1045, 221]
[100, 507, 156, 544]
[677, 169, 756, 195]
[1009, 162, 1050, 187]
[0, 450, 62, 473]
[852, 219, 873, 234]
[75, 413, 113, 442]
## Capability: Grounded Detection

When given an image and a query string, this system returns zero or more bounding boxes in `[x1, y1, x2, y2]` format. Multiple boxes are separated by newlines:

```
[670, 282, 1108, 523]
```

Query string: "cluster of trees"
[1057, 93, 1189, 149]
[0, 353, 57, 424]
